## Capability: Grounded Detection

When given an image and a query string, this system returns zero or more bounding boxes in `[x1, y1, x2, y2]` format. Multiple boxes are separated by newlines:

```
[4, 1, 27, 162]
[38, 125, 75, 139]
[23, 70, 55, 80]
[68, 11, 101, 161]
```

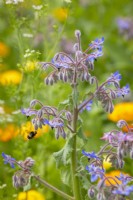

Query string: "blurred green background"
[1, 0, 133, 199]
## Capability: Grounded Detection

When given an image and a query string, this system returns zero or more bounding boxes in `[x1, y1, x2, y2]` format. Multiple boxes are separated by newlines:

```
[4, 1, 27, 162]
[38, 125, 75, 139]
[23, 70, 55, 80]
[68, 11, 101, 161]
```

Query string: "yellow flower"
[105, 170, 128, 186]
[108, 102, 133, 122]
[17, 190, 45, 200]
[103, 156, 112, 170]
[53, 8, 68, 22]
[0, 124, 19, 142]
[23, 60, 38, 72]
[21, 121, 49, 140]
[0, 42, 10, 57]
[0, 70, 22, 85]
[105, 170, 121, 186]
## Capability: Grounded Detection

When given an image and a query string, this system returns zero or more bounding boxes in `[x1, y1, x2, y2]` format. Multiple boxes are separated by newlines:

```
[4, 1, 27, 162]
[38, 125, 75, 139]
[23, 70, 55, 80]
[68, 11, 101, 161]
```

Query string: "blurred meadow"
[1, 0, 133, 199]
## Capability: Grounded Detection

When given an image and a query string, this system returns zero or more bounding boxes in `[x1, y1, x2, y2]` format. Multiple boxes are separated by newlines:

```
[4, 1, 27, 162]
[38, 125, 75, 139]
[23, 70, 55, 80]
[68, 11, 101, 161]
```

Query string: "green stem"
[33, 175, 74, 200]
[71, 108, 81, 200]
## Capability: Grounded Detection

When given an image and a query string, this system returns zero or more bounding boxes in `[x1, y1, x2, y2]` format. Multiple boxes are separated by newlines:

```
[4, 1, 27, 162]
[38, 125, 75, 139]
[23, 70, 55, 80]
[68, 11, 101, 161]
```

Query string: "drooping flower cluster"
[21, 99, 72, 139]
[82, 119, 133, 199]
[41, 30, 104, 85]
[2, 152, 34, 188]
[94, 71, 130, 113]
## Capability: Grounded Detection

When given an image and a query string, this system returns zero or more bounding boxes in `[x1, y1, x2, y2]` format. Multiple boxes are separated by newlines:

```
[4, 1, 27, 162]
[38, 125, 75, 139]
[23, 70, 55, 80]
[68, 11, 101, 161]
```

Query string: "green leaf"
[61, 166, 72, 186]
[53, 138, 73, 168]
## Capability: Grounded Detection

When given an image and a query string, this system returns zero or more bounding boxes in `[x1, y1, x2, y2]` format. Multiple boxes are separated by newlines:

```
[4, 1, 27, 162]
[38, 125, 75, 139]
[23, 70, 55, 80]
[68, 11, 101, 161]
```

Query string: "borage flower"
[89, 37, 104, 50]
[115, 173, 133, 185]
[112, 185, 133, 196]
[107, 71, 122, 87]
[116, 84, 130, 97]
[79, 100, 93, 112]
[82, 150, 100, 160]
[2, 152, 16, 168]
[86, 164, 104, 182]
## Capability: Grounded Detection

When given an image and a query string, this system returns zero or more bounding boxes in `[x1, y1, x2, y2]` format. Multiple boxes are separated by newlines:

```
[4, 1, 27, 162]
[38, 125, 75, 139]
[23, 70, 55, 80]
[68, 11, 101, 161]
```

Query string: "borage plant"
[2, 30, 133, 200]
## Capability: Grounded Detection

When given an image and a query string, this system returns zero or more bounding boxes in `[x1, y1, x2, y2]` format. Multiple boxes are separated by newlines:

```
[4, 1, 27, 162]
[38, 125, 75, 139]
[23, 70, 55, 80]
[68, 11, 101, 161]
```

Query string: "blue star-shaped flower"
[2, 152, 15, 168]
[82, 150, 100, 160]
[86, 164, 104, 182]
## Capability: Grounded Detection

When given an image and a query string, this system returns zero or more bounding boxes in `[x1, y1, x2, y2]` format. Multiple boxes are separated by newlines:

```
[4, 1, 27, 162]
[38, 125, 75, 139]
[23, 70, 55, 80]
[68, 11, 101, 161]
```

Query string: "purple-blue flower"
[21, 108, 37, 117]
[107, 71, 122, 84]
[52, 55, 72, 69]
[117, 18, 130, 31]
[86, 164, 104, 182]
[115, 173, 132, 185]
[82, 150, 100, 160]
[80, 100, 93, 112]
[89, 37, 104, 49]
[116, 84, 130, 97]
[87, 49, 103, 63]
[112, 185, 133, 196]
[2, 152, 15, 168]
[86, 100, 93, 111]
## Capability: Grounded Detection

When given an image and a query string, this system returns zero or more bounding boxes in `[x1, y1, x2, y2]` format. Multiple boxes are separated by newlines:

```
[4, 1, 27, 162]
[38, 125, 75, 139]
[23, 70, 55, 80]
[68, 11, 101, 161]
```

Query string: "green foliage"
[1, 0, 133, 199]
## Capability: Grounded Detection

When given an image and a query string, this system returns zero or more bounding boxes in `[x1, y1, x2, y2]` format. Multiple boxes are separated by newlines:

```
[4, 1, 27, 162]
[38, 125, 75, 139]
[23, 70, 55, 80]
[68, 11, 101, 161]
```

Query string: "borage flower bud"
[89, 76, 95, 84]
[65, 111, 72, 122]
[73, 43, 79, 52]
[117, 120, 127, 128]
[75, 50, 83, 61]
[45, 77, 49, 85]
[13, 170, 30, 188]
[59, 71, 63, 81]
[102, 100, 114, 113]
[63, 72, 68, 82]
[88, 187, 95, 198]
[117, 147, 124, 160]
[97, 179, 105, 190]
[110, 90, 117, 99]
[30, 99, 37, 107]
[84, 72, 90, 82]
[37, 109, 43, 118]
[96, 193, 103, 200]
[75, 30, 81, 38]
[118, 159, 124, 169]
[87, 61, 94, 70]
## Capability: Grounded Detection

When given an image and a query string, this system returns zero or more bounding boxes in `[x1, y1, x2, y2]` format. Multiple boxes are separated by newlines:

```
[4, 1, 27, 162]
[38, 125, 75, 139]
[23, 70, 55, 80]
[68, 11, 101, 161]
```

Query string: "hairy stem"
[71, 64, 81, 200]
[71, 107, 81, 200]
[33, 175, 75, 200]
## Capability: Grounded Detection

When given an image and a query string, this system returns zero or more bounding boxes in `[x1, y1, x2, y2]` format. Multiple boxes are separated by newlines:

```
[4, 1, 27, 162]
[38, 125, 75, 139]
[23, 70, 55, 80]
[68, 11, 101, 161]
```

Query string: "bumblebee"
[27, 131, 37, 139]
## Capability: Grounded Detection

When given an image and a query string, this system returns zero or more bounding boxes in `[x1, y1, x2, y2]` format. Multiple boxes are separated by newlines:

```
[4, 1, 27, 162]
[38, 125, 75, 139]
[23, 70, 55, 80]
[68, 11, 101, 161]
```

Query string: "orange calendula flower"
[122, 123, 133, 132]
[17, 190, 45, 200]
[108, 102, 133, 122]
[53, 8, 68, 22]
[105, 170, 128, 186]
[0, 124, 19, 142]
[21, 121, 49, 140]
[0, 42, 10, 57]
[0, 70, 22, 85]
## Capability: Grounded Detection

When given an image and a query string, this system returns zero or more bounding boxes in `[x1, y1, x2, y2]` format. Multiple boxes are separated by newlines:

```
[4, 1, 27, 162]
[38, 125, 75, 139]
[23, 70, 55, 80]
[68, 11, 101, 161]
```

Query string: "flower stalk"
[33, 175, 75, 200]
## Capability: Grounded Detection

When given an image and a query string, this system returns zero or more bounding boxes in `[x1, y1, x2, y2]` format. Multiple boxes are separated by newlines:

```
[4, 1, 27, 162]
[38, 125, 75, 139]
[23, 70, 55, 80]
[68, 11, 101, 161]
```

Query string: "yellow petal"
[0, 70, 22, 85]
[17, 190, 45, 200]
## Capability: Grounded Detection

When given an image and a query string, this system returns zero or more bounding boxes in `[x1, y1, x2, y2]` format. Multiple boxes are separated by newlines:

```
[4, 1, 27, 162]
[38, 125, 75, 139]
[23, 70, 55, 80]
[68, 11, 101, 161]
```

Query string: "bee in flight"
[27, 131, 37, 140]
